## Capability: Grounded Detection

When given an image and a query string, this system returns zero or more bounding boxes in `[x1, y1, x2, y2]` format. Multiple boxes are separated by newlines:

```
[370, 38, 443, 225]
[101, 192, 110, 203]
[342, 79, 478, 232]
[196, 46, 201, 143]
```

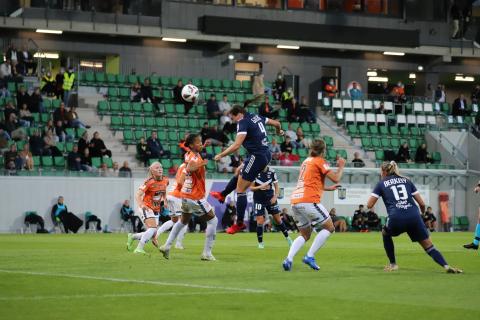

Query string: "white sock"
[136, 228, 156, 250]
[132, 232, 143, 240]
[156, 220, 174, 239]
[203, 216, 217, 256]
[175, 224, 188, 247]
[287, 236, 306, 261]
[307, 229, 332, 258]
[164, 221, 186, 249]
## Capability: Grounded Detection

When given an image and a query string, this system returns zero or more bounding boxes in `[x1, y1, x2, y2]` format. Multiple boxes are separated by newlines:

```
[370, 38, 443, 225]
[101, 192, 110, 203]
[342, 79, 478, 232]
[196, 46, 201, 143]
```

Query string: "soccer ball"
[181, 84, 199, 103]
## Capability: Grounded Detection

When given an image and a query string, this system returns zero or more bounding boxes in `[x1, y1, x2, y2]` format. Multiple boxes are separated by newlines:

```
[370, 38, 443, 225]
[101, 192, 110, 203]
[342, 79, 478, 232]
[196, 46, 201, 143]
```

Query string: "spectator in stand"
[295, 127, 308, 149]
[284, 122, 297, 141]
[434, 84, 446, 103]
[5, 113, 27, 141]
[452, 93, 470, 117]
[67, 144, 87, 171]
[471, 84, 480, 105]
[281, 87, 294, 110]
[18, 45, 36, 76]
[287, 98, 300, 122]
[391, 81, 406, 103]
[415, 143, 432, 163]
[396, 142, 411, 163]
[90, 132, 112, 158]
[0, 59, 13, 86]
[53, 102, 68, 127]
[19, 104, 34, 125]
[136, 137, 150, 167]
[41, 71, 56, 97]
[222, 201, 236, 230]
[16, 86, 30, 110]
[44, 119, 55, 136]
[324, 79, 338, 98]
[352, 152, 365, 167]
[62, 66, 75, 106]
[78, 131, 89, 155]
[81, 148, 94, 170]
[219, 94, 231, 114]
[54, 120, 69, 142]
[29, 129, 44, 156]
[0, 84, 11, 98]
[375, 101, 388, 115]
[274, 73, 287, 101]
[130, 81, 142, 102]
[146, 131, 170, 159]
[55, 67, 64, 100]
[349, 82, 363, 100]
[352, 205, 368, 232]
[366, 207, 381, 230]
[330, 208, 347, 232]
[18, 143, 33, 171]
[279, 151, 299, 166]
[140, 78, 156, 103]
[298, 96, 315, 123]
[3, 101, 16, 122]
[112, 162, 120, 175]
[29, 88, 45, 113]
[99, 162, 111, 177]
[121, 200, 142, 232]
[173, 79, 184, 104]
[217, 147, 234, 173]
[280, 136, 295, 154]
[4, 143, 20, 170]
[269, 138, 282, 160]
[66, 106, 90, 129]
[206, 94, 221, 120]
[119, 161, 132, 177]
[258, 95, 279, 119]
[43, 129, 62, 156]
[422, 206, 437, 232]
[6, 44, 18, 70]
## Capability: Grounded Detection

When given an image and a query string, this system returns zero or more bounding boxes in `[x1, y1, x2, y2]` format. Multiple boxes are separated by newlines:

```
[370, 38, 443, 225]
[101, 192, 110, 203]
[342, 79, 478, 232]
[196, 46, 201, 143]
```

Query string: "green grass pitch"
[0, 232, 479, 320]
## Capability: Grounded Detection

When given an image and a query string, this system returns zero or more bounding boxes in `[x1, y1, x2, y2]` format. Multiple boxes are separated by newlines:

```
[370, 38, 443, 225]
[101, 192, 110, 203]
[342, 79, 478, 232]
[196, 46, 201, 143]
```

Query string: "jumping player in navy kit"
[367, 161, 462, 273]
[214, 96, 284, 234]
[250, 166, 292, 248]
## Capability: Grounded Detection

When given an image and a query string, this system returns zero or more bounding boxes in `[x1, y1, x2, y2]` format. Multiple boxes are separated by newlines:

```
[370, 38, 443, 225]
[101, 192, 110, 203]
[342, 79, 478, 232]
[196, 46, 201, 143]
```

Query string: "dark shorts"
[384, 213, 429, 242]
[254, 201, 280, 217]
[241, 153, 271, 182]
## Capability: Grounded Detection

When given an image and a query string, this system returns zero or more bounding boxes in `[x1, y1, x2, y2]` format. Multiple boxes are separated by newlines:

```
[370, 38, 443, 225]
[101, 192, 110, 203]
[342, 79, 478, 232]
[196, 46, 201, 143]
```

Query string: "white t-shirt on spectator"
[219, 101, 231, 113]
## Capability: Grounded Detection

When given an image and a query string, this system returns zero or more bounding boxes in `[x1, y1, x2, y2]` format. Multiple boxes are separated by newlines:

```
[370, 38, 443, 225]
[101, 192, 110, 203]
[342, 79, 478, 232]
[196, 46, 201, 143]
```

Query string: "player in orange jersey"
[155, 163, 188, 249]
[282, 139, 345, 271]
[126, 161, 169, 255]
[159, 133, 218, 261]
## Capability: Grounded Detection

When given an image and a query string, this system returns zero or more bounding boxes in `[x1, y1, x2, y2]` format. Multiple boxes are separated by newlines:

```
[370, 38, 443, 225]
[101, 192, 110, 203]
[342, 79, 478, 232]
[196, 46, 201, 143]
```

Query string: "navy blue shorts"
[241, 153, 272, 182]
[254, 201, 280, 217]
[384, 213, 429, 242]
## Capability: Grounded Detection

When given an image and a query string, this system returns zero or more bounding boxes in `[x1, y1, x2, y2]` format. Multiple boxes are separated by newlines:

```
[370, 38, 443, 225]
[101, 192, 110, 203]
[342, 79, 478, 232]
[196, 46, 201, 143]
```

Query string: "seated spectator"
[119, 161, 132, 177]
[352, 205, 368, 232]
[173, 79, 184, 104]
[4, 101, 16, 121]
[5, 113, 27, 141]
[366, 207, 381, 230]
[279, 151, 299, 166]
[352, 152, 365, 167]
[112, 162, 120, 175]
[349, 82, 362, 100]
[0, 59, 13, 86]
[422, 206, 437, 232]
[29, 129, 44, 156]
[44, 119, 55, 135]
[217, 147, 233, 173]
[287, 98, 301, 123]
[130, 81, 142, 102]
[43, 129, 62, 156]
[269, 138, 282, 160]
[375, 101, 388, 114]
[0, 128, 9, 149]
[4, 143, 21, 170]
[53, 102, 68, 127]
[281, 208, 297, 232]
[452, 93, 470, 117]
[16, 86, 30, 110]
[298, 96, 315, 123]
[29, 88, 45, 113]
[41, 71, 56, 97]
[0, 84, 11, 98]
[77, 131, 89, 155]
[258, 96, 279, 119]
[222, 201, 236, 230]
[415, 143, 432, 163]
[18, 143, 33, 171]
[18, 45, 36, 76]
[284, 122, 297, 141]
[67, 144, 87, 171]
[218, 94, 231, 114]
[146, 131, 171, 159]
[120, 200, 142, 232]
[85, 212, 102, 232]
[295, 127, 307, 149]
[51, 196, 83, 233]
[54, 120, 70, 142]
[81, 148, 94, 170]
[99, 162, 112, 177]
[19, 103, 34, 125]
[397, 142, 411, 163]
[66, 106, 90, 129]
[140, 78, 154, 103]
[280, 136, 295, 154]
[324, 79, 338, 98]
[330, 208, 347, 232]
[24, 212, 48, 233]
[206, 94, 221, 120]
[90, 131, 112, 158]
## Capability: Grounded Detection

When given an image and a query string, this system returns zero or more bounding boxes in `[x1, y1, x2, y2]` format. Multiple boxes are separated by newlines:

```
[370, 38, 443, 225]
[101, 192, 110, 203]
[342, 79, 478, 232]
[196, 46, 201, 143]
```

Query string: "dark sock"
[425, 246, 448, 268]
[256, 225, 263, 243]
[277, 221, 289, 238]
[222, 176, 238, 197]
[383, 234, 396, 264]
[236, 192, 247, 225]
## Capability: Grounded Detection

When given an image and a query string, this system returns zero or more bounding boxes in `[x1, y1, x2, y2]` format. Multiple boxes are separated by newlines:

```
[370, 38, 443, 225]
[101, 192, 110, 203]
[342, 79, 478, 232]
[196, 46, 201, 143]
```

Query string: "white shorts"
[138, 207, 159, 223]
[182, 198, 213, 217]
[167, 195, 183, 217]
[291, 202, 331, 229]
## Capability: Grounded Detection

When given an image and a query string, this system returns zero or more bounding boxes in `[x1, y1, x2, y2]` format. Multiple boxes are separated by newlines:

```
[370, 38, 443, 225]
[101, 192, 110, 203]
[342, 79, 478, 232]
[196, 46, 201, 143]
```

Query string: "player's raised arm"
[187, 158, 209, 172]
[326, 157, 345, 184]
[265, 118, 284, 136]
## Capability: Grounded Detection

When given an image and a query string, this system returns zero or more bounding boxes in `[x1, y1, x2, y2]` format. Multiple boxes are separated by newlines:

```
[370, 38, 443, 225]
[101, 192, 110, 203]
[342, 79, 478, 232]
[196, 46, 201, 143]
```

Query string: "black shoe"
[463, 243, 478, 250]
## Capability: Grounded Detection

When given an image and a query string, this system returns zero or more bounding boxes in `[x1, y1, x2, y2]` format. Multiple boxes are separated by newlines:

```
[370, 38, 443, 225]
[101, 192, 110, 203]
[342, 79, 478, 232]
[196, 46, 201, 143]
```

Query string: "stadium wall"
[0, 175, 474, 233]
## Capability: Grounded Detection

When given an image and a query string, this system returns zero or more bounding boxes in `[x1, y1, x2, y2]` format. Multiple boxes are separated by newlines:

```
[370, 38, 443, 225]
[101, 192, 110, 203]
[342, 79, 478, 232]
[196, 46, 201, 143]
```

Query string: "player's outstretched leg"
[420, 239, 463, 274]
[463, 210, 480, 250]
[126, 233, 137, 251]
[134, 227, 156, 255]
[155, 219, 174, 240]
[175, 224, 188, 249]
[201, 213, 217, 261]
[210, 175, 238, 204]
[159, 220, 186, 259]
[382, 231, 398, 272]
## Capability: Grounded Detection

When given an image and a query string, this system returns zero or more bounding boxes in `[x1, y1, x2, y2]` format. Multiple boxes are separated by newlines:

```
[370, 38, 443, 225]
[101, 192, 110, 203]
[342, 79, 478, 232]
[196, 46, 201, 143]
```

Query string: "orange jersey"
[291, 156, 331, 204]
[140, 176, 169, 212]
[169, 163, 187, 198]
[181, 151, 206, 200]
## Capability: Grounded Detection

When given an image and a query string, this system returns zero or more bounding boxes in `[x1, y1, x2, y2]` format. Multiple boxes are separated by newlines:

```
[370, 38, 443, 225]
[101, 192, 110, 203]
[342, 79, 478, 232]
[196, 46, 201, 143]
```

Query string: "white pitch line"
[0, 269, 268, 293]
[0, 291, 239, 301]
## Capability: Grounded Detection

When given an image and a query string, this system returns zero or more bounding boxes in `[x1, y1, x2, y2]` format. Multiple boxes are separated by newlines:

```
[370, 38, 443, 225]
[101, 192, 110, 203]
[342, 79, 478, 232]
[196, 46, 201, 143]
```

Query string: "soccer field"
[0, 232, 479, 320]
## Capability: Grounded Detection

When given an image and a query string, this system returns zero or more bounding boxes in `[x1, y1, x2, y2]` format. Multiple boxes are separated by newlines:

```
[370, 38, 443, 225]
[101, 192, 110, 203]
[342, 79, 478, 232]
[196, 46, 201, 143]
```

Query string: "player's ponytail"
[381, 161, 406, 178]
[310, 139, 326, 157]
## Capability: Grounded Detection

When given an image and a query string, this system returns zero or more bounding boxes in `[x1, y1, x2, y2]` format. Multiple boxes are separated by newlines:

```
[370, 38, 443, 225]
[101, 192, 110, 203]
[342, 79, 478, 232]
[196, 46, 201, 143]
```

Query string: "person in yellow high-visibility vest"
[41, 71, 56, 97]
[62, 67, 75, 106]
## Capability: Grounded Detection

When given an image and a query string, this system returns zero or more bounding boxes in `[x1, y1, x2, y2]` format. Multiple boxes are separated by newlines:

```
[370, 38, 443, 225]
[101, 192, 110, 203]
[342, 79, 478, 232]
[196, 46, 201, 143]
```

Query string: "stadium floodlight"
[36, 29, 62, 34]
[409, 73, 416, 79]
[368, 76, 389, 82]
[366, 71, 377, 77]
[162, 37, 187, 43]
[247, 55, 254, 61]
[228, 54, 235, 60]
[276, 45, 300, 50]
[383, 51, 405, 56]
[455, 75, 475, 82]
[417, 65, 424, 71]
[33, 52, 59, 59]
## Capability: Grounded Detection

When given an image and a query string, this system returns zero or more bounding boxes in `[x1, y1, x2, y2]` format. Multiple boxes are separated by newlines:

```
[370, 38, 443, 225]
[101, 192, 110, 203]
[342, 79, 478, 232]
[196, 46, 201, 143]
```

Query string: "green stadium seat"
[168, 131, 178, 141]
[97, 101, 109, 114]
[358, 125, 368, 136]
[222, 80, 232, 90]
[379, 126, 389, 136]
[127, 75, 138, 84]
[368, 125, 379, 135]
[410, 127, 420, 136]
[84, 72, 95, 85]
[32, 156, 41, 167]
[232, 80, 241, 90]
[375, 150, 385, 161]
[65, 142, 74, 152]
[242, 80, 252, 91]
[201, 79, 212, 89]
[381, 138, 390, 148]
[52, 99, 61, 109]
[155, 118, 166, 127]
[337, 149, 347, 160]
[400, 127, 410, 136]
[157, 131, 167, 140]
[111, 116, 122, 130]
[178, 118, 188, 128]
[390, 138, 400, 149]
[323, 136, 334, 147]
[132, 102, 142, 114]
[175, 104, 185, 114]
[371, 137, 381, 149]
[43, 99, 52, 110]
[212, 80, 222, 89]
[389, 126, 399, 136]
[361, 137, 372, 149]
[144, 117, 155, 127]
[188, 118, 199, 129]
[166, 118, 177, 127]
[91, 157, 102, 168]
[41, 156, 53, 167]
[107, 73, 117, 84]
[143, 103, 154, 114]
[441, 103, 450, 114]
[110, 101, 121, 114]
[119, 87, 130, 99]
[408, 138, 418, 149]
[108, 87, 119, 98]
[116, 74, 126, 84]
[121, 102, 132, 113]
[103, 157, 113, 168]
[122, 116, 133, 127]
[432, 152, 441, 163]
[54, 156, 65, 168]
[165, 104, 175, 114]
[133, 117, 144, 127]
[95, 72, 106, 84]
[347, 124, 358, 137]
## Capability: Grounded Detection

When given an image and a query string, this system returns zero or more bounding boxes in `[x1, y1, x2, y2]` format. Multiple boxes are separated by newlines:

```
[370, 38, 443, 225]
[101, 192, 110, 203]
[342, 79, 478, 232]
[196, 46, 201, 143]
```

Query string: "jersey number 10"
[390, 184, 408, 201]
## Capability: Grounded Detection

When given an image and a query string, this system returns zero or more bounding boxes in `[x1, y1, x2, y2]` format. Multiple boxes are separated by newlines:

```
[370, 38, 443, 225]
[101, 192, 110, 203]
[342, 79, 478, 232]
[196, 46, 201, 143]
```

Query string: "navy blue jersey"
[371, 175, 420, 217]
[253, 168, 278, 204]
[237, 112, 270, 155]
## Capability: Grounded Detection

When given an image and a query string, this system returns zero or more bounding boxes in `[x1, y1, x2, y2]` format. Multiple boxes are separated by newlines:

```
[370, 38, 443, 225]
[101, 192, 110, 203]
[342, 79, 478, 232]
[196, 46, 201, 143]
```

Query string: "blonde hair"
[310, 139, 326, 157]
[381, 161, 405, 178]
[147, 161, 162, 179]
